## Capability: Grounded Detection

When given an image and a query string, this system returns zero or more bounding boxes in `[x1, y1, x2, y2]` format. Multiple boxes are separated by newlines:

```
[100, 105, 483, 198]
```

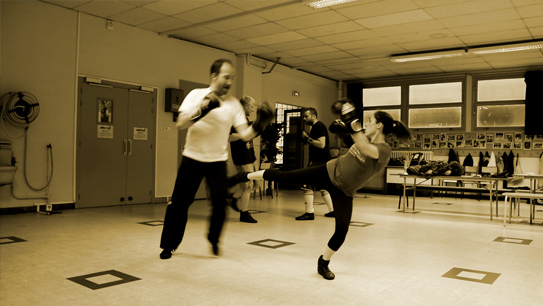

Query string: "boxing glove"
[329, 119, 362, 134]
[331, 99, 356, 122]
[191, 92, 221, 122]
[253, 101, 274, 133]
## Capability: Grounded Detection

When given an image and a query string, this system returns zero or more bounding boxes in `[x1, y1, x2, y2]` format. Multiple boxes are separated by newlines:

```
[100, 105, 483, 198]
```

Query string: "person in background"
[159, 59, 273, 259]
[228, 96, 259, 223]
[229, 101, 410, 280]
[296, 107, 334, 220]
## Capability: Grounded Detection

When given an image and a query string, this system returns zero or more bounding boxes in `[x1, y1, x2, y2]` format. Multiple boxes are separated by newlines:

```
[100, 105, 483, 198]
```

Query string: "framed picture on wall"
[505, 133, 513, 142]
[465, 139, 473, 147]
[524, 141, 532, 150]
[533, 142, 543, 149]
[515, 132, 523, 142]
[477, 133, 485, 140]
[486, 133, 494, 143]
[493, 143, 502, 149]
[514, 142, 523, 149]
[495, 132, 504, 142]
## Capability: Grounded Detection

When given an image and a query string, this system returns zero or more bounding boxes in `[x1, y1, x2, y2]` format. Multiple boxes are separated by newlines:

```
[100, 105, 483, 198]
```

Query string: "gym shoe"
[295, 212, 314, 220]
[324, 211, 335, 218]
[240, 211, 257, 223]
[317, 255, 335, 280]
[227, 172, 249, 187]
[160, 249, 173, 259]
[227, 195, 240, 212]
[211, 243, 220, 256]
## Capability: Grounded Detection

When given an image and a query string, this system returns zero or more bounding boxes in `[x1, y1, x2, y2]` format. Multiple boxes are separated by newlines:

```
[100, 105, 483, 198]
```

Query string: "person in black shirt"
[229, 96, 259, 223]
[296, 107, 334, 220]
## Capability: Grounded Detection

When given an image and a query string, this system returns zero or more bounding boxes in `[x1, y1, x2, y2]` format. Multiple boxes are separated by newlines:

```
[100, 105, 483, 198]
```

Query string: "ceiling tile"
[192, 33, 239, 45]
[275, 11, 349, 30]
[266, 38, 325, 52]
[41, 0, 91, 8]
[335, 0, 420, 19]
[525, 16, 543, 27]
[76, 0, 136, 18]
[205, 14, 268, 32]
[511, 0, 543, 6]
[333, 37, 395, 50]
[347, 45, 409, 58]
[371, 20, 445, 37]
[398, 37, 466, 52]
[139, 17, 191, 32]
[225, 0, 295, 11]
[246, 31, 307, 45]
[436, 62, 493, 72]
[120, 0, 157, 6]
[459, 28, 532, 45]
[254, 2, 316, 21]
[302, 51, 354, 62]
[517, 3, 543, 18]
[355, 9, 434, 28]
[168, 27, 217, 39]
[412, 0, 472, 8]
[110, 7, 166, 26]
[295, 21, 366, 38]
[286, 45, 340, 57]
[314, 30, 380, 44]
[486, 57, 543, 68]
[143, 0, 218, 16]
[274, 57, 310, 67]
[236, 46, 277, 55]
[438, 9, 520, 28]
[214, 40, 260, 52]
[384, 29, 456, 44]
[424, 0, 513, 19]
[449, 20, 526, 36]
[226, 22, 290, 40]
[173, 2, 242, 24]
[530, 26, 543, 38]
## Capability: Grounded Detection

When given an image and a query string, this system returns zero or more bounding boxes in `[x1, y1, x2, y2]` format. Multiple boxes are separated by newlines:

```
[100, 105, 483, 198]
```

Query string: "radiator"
[390, 150, 433, 161]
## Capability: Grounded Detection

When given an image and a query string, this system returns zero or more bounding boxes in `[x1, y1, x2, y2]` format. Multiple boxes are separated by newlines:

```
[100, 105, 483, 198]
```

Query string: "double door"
[77, 78, 156, 208]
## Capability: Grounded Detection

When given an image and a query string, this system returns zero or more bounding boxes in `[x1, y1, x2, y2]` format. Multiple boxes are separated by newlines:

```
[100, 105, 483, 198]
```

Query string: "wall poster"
[98, 99, 113, 123]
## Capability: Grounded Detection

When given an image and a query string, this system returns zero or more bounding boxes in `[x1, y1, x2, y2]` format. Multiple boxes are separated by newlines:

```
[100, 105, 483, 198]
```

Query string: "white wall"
[0, 0, 338, 209]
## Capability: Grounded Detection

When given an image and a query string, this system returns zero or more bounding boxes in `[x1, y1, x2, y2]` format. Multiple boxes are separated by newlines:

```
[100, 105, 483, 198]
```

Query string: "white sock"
[323, 246, 336, 261]
[321, 190, 333, 212]
[304, 193, 314, 213]
[247, 170, 265, 180]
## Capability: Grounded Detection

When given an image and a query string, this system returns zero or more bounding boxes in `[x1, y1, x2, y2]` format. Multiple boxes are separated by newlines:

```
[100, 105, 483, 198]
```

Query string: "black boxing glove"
[329, 119, 362, 134]
[191, 92, 221, 122]
[252, 101, 274, 134]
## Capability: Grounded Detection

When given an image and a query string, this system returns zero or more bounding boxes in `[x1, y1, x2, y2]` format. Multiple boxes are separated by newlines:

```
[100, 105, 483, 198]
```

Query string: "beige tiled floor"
[1, 190, 542, 306]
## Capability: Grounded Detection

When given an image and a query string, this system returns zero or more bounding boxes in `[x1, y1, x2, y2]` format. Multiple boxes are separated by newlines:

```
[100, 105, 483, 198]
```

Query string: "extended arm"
[351, 132, 379, 160]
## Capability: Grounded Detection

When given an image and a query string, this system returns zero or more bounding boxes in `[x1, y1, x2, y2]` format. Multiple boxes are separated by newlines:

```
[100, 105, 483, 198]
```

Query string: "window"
[362, 86, 402, 127]
[274, 103, 302, 165]
[408, 81, 464, 130]
[474, 77, 525, 129]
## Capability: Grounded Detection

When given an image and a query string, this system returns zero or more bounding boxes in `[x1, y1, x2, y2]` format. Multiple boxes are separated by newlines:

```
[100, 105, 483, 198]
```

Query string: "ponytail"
[374, 111, 411, 141]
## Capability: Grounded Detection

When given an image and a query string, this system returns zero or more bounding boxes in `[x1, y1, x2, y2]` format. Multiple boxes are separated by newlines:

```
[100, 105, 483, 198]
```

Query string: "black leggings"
[264, 165, 353, 252]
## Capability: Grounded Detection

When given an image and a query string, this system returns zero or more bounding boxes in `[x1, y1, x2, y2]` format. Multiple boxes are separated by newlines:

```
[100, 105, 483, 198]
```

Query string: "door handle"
[123, 139, 128, 155]
[128, 139, 133, 155]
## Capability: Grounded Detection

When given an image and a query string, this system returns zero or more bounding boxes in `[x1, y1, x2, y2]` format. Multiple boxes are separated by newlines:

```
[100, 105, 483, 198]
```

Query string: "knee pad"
[304, 189, 314, 196]
[320, 190, 329, 196]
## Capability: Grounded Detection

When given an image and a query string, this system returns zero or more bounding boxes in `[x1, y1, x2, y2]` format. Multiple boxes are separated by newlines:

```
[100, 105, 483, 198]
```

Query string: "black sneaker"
[295, 212, 314, 220]
[317, 255, 335, 280]
[324, 211, 335, 218]
[240, 211, 257, 223]
[160, 249, 173, 259]
[227, 172, 249, 187]
[227, 195, 240, 212]
[211, 243, 220, 256]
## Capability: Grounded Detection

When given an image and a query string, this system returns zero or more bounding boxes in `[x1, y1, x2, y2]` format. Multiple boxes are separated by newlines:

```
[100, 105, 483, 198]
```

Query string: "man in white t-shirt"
[160, 59, 274, 259]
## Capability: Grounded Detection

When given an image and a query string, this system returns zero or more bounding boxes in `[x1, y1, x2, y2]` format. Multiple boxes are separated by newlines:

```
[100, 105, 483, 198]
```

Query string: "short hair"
[304, 107, 317, 118]
[210, 59, 233, 76]
[240, 96, 254, 107]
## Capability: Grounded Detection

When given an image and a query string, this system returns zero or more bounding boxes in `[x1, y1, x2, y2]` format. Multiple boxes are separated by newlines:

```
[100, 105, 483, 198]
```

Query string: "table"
[397, 173, 511, 220]
[505, 173, 543, 224]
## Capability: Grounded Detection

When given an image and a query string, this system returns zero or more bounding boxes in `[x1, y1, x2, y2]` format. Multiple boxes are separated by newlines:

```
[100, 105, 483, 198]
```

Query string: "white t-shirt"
[179, 88, 247, 162]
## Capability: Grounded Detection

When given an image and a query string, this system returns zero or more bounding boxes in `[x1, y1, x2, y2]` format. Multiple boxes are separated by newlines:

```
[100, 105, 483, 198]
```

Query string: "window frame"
[471, 73, 525, 132]
[360, 75, 467, 133]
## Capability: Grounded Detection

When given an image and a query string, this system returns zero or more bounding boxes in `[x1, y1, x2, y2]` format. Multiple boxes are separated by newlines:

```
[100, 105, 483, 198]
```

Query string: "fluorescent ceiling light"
[305, 0, 358, 9]
[469, 41, 543, 55]
[390, 50, 466, 63]
[390, 40, 543, 62]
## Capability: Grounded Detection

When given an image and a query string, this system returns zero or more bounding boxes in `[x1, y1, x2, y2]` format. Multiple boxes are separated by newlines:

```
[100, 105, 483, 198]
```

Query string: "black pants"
[160, 156, 227, 250]
[264, 165, 353, 252]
